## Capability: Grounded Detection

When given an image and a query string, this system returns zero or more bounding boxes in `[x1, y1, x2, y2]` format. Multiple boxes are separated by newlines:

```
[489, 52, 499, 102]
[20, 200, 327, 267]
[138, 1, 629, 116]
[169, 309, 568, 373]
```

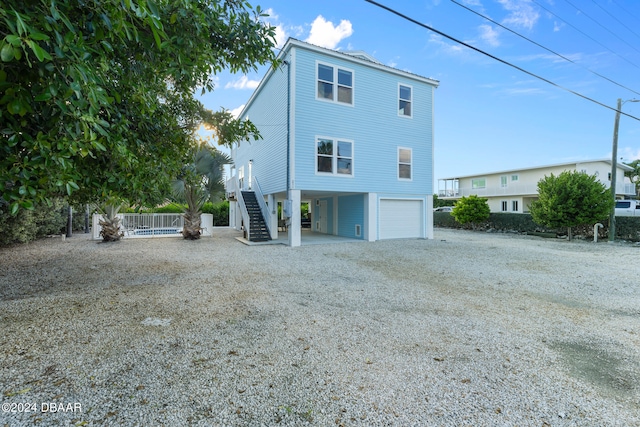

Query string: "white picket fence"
[92, 213, 213, 240]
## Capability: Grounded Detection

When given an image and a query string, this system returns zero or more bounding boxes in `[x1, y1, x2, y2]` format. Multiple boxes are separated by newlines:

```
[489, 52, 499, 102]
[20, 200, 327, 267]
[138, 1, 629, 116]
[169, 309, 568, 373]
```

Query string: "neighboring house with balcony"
[225, 38, 439, 246]
[438, 159, 635, 213]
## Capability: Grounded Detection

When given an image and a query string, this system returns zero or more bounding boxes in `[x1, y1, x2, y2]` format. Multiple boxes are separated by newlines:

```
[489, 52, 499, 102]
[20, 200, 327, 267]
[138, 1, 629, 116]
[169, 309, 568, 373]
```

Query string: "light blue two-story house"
[226, 38, 439, 246]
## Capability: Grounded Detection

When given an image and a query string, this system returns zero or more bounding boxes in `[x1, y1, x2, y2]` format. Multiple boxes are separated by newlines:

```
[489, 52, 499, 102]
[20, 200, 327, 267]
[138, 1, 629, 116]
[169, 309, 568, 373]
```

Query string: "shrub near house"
[529, 171, 612, 241]
[451, 195, 490, 230]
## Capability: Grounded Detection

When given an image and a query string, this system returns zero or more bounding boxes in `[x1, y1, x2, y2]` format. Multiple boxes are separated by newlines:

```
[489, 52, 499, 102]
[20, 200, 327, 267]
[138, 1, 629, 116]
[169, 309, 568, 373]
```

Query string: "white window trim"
[398, 147, 413, 181]
[315, 61, 355, 106]
[398, 83, 413, 118]
[512, 200, 519, 212]
[501, 200, 508, 212]
[315, 136, 354, 177]
[511, 174, 519, 182]
[500, 175, 508, 188]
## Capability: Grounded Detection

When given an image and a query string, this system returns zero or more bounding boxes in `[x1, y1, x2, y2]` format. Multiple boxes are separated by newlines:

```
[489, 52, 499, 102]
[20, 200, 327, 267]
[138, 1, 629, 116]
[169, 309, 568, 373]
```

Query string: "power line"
[589, 0, 640, 42]
[530, 0, 640, 71]
[610, 0, 640, 25]
[363, 0, 640, 121]
[563, 0, 640, 55]
[451, 0, 640, 97]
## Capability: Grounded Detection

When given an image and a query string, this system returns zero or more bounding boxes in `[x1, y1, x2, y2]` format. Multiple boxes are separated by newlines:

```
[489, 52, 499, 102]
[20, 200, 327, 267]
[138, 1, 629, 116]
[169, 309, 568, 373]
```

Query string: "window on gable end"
[317, 64, 334, 100]
[316, 137, 354, 176]
[337, 140, 353, 175]
[337, 69, 353, 104]
[317, 138, 333, 173]
[399, 84, 412, 117]
[398, 147, 412, 180]
[317, 62, 353, 105]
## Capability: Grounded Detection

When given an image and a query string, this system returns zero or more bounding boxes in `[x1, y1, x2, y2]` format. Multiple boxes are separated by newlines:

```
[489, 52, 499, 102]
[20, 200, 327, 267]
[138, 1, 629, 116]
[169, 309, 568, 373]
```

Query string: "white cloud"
[305, 15, 353, 49]
[274, 24, 288, 48]
[498, 0, 539, 30]
[224, 76, 260, 90]
[230, 105, 245, 118]
[478, 24, 500, 47]
[429, 33, 465, 55]
[263, 8, 278, 21]
[263, 9, 288, 48]
[621, 147, 640, 161]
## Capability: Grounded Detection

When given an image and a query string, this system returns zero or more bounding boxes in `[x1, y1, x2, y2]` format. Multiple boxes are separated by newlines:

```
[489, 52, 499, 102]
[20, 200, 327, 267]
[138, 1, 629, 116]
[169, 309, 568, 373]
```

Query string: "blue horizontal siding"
[292, 47, 434, 195]
[337, 194, 364, 239]
[235, 57, 290, 195]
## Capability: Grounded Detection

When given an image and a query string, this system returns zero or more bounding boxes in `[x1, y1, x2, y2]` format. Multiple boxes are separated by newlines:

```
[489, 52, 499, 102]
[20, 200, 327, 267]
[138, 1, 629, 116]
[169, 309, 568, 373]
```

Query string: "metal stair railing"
[251, 176, 271, 238]
[235, 176, 252, 241]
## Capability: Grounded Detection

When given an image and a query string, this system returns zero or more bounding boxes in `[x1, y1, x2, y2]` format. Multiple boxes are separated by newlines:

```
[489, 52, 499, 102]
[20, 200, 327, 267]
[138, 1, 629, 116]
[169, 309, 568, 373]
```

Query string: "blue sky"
[197, 0, 640, 189]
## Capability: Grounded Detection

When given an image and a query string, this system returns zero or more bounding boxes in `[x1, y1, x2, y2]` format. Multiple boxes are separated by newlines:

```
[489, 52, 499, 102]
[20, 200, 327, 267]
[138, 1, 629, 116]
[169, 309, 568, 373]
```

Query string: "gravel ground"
[1, 228, 639, 427]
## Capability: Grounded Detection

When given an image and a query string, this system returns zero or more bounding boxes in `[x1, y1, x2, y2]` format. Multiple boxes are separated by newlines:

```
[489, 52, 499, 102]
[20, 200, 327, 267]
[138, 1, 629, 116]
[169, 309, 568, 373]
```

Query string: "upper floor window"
[398, 147, 412, 180]
[316, 137, 353, 176]
[399, 84, 412, 117]
[500, 176, 508, 187]
[472, 178, 486, 189]
[511, 174, 519, 182]
[317, 63, 353, 105]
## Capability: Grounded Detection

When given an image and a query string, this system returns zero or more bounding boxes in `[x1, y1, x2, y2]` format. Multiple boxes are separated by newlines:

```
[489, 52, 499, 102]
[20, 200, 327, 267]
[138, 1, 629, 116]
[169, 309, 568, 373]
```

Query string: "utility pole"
[609, 98, 639, 242]
[609, 98, 621, 243]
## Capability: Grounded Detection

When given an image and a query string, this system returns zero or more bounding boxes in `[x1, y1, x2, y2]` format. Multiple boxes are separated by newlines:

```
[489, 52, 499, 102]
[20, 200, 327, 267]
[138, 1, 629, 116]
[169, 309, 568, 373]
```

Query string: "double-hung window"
[399, 84, 412, 117]
[398, 147, 412, 180]
[316, 137, 353, 176]
[317, 63, 353, 105]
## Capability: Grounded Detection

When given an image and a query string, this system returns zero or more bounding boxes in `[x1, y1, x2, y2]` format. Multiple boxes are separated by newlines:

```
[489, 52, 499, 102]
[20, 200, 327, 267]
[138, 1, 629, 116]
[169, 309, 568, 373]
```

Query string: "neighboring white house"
[226, 38, 439, 246]
[438, 159, 636, 213]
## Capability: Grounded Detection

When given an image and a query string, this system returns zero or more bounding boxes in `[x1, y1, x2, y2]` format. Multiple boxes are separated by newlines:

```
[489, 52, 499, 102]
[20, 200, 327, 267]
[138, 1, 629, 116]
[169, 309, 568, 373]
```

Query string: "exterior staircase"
[241, 191, 271, 242]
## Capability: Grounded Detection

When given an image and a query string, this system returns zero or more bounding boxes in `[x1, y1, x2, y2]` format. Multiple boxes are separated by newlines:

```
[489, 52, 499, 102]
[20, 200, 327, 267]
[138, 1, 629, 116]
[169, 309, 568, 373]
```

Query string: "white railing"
[440, 182, 636, 198]
[235, 177, 252, 241]
[252, 176, 271, 237]
[440, 183, 539, 198]
[120, 213, 184, 236]
[92, 213, 215, 239]
[92, 213, 182, 239]
[620, 182, 636, 196]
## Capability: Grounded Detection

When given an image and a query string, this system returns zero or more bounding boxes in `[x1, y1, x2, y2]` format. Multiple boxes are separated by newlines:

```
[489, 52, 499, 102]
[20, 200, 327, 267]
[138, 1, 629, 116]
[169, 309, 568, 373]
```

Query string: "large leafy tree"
[529, 171, 613, 241]
[0, 0, 277, 214]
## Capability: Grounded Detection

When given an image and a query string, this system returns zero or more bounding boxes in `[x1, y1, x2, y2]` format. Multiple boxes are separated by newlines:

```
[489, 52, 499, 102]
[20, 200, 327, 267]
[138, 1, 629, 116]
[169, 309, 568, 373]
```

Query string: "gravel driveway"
[1, 228, 639, 426]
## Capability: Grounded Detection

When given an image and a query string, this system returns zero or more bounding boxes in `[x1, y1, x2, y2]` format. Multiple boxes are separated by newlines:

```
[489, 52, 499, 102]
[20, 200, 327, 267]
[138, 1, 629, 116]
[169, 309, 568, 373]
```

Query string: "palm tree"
[173, 144, 231, 239]
[98, 202, 124, 242]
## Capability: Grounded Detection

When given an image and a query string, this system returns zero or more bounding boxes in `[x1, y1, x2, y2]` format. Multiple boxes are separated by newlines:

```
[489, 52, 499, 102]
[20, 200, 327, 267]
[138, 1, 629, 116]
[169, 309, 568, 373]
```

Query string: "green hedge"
[434, 212, 640, 242]
[0, 198, 68, 245]
[123, 201, 230, 226]
[202, 201, 229, 226]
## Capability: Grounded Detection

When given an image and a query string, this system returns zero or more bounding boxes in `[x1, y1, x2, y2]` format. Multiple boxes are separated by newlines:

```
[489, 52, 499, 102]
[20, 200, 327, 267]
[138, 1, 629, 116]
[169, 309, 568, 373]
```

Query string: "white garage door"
[379, 199, 423, 239]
